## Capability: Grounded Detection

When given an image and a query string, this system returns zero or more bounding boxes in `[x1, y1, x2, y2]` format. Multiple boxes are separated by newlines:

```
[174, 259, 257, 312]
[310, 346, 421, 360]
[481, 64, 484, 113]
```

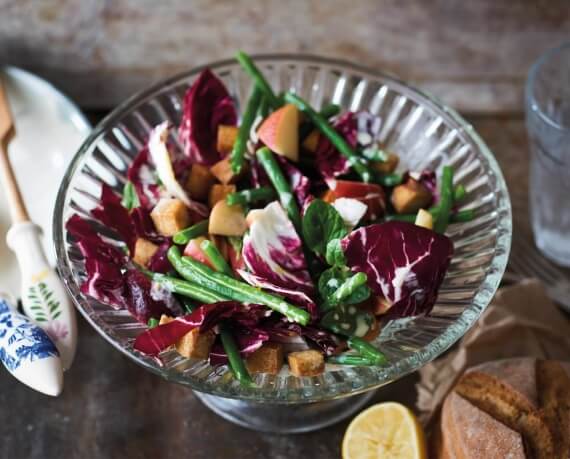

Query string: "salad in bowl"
[56, 52, 510, 400]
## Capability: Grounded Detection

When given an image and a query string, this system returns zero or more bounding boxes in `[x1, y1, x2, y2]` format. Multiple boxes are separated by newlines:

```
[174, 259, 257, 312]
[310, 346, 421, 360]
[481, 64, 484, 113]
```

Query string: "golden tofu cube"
[217, 125, 239, 155]
[175, 328, 216, 359]
[302, 129, 320, 153]
[210, 156, 244, 185]
[133, 238, 159, 267]
[186, 164, 216, 201]
[287, 350, 325, 377]
[157, 315, 215, 359]
[208, 184, 236, 208]
[370, 153, 399, 174]
[391, 179, 432, 214]
[246, 343, 284, 375]
[150, 198, 191, 237]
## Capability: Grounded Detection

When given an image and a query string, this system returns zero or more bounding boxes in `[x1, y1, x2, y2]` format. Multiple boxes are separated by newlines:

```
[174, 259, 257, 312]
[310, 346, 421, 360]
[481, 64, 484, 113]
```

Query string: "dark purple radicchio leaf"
[123, 270, 178, 324]
[147, 241, 173, 274]
[315, 112, 357, 179]
[209, 325, 270, 365]
[342, 221, 454, 318]
[262, 319, 343, 356]
[179, 68, 237, 165]
[66, 215, 126, 307]
[133, 301, 263, 356]
[240, 202, 317, 319]
[91, 184, 137, 253]
[127, 147, 161, 210]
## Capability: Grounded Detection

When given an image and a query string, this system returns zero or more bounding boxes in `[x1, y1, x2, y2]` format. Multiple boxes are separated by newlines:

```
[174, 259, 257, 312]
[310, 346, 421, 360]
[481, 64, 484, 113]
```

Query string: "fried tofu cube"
[302, 129, 320, 153]
[208, 184, 236, 208]
[186, 164, 216, 201]
[288, 350, 325, 377]
[210, 156, 245, 185]
[370, 153, 399, 174]
[217, 125, 239, 155]
[391, 179, 432, 214]
[246, 343, 284, 375]
[150, 198, 191, 237]
[175, 328, 216, 359]
[133, 238, 159, 267]
[157, 315, 215, 359]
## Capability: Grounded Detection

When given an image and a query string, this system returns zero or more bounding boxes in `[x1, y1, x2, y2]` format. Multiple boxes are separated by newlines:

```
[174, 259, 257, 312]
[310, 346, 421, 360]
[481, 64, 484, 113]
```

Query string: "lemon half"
[342, 402, 427, 459]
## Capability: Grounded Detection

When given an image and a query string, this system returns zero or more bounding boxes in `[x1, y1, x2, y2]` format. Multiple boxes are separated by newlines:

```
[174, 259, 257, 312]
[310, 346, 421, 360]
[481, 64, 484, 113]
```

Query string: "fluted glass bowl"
[54, 55, 511, 404]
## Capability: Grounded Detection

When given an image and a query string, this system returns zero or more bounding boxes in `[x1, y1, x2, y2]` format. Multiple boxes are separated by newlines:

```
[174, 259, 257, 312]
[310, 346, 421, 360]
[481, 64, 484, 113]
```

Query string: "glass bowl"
[53, 55, 511, 429]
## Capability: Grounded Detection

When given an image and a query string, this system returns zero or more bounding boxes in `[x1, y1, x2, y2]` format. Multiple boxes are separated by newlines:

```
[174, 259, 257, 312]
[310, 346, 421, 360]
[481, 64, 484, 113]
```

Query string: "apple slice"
[257, 103, 299, 161]
[209, 200, 247, 236]
[183, 236, 214, 268]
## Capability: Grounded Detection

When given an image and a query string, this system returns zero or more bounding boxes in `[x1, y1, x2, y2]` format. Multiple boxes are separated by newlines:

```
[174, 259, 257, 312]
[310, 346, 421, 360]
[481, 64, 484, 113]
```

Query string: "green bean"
[231, 85, 262, 174]
[327, 354, 377, 366]
[200, 239, 233, 277]
[168, 246, 311, 325]
[226, 187, 276, 206]
[219, 325, 253, 386]
[235, 51, 280, 109]
[332, 272, 368, 303]
[153, 273, 227, 303]
[385, 208, 476, 224]
[299, 103, 343, 140]
[372, 172, 403, 187]
[453, 184, 466, 202]
[200, 240, 253, 386]
[256, 147, 302, 233]
[258, 95, 270, 118]
[284, 92, 372, 182]
[434, 166, 454, 234]
[173, 220, 209, 245]
[347, 336, 387, 365]
[320, 103, 342, 119]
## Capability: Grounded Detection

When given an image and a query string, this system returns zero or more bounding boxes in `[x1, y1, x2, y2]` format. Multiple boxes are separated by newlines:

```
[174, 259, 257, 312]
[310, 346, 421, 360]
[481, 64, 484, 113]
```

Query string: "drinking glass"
[526, 42, 570, 266]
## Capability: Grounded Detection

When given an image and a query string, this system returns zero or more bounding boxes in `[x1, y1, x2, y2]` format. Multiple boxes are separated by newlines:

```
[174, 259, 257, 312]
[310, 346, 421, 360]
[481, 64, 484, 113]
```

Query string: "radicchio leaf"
[133, 301, 264, 356]
[241, 202, 316, 317]
[92, 184, 137, 253]
[179, 68, 237, 165]
[275, 156, 313, 209]
[127, 147, 161, 210]
[208, 326, 270, 365]
[123, 270, 175, 323]
[315, 112, 357, 179]
[341, 221, 453, 318]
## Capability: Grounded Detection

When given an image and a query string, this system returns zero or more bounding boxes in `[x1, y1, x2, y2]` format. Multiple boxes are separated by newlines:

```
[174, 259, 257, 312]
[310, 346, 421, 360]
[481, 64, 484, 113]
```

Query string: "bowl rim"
[54, 53, 512, 403]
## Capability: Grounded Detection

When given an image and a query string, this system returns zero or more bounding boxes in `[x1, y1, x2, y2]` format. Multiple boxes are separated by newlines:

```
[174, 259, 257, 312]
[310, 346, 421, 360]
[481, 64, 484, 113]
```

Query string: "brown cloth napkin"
[416, 278, 570, 428]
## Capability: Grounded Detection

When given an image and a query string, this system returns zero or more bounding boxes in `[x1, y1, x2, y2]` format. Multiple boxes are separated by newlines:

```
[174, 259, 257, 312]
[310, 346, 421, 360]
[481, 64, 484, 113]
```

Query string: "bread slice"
[454, 358, 555, 459]
[536, 360, 570, 459]
[440, 392, 525, 459]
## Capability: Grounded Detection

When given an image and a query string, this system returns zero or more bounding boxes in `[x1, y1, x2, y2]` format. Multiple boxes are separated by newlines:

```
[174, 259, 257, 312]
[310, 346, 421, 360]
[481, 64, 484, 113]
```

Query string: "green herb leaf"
[302, 199, 348, 256]
[325, 238, 346, 267]
[121, 181, 140, 210]
[147, 317, 160, 329]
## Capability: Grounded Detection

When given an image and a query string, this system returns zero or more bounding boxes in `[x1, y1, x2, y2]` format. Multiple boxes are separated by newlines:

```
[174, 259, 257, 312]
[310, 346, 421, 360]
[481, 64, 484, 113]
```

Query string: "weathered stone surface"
[1, 0, 568, 112]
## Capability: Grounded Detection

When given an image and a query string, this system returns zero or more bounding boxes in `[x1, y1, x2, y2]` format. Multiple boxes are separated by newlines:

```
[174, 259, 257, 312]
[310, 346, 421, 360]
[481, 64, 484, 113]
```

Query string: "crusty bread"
[438, 358, 570, 459]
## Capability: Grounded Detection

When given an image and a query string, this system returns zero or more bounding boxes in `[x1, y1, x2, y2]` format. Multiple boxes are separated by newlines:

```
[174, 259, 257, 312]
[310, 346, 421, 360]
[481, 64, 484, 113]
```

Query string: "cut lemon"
[342, 402, 427, 459]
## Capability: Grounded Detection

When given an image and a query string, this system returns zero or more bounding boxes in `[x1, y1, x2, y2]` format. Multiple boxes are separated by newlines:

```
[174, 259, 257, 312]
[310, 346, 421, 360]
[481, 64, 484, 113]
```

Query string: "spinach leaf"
[121, 181, 140, 211]
[302, 199, 347, 256]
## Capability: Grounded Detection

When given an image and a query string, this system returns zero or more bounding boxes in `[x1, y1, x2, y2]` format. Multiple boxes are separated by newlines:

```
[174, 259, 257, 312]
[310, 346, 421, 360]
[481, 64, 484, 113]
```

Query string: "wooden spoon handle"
[0, 138, 29, 223]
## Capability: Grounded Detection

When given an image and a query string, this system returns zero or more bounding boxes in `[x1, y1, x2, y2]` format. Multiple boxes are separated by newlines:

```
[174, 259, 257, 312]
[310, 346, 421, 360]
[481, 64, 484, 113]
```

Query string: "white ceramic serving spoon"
[0, 293, 63, 396]
[0, 76, 77, 370]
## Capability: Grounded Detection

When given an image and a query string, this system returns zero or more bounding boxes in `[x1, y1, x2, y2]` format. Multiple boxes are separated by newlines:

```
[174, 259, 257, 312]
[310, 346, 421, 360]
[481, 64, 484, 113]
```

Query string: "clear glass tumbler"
[526, 43, 570, 267]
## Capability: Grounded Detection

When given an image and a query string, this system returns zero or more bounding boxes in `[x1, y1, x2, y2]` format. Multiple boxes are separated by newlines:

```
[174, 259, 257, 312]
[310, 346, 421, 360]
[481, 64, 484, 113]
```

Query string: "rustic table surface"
[1, 2, 570, 458]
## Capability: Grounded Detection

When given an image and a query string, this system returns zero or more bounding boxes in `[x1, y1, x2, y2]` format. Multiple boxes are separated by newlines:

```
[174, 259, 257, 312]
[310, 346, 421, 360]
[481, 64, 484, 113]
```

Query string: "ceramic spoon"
[0, 77, 77, 370]
[0, 293, 63, 396]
